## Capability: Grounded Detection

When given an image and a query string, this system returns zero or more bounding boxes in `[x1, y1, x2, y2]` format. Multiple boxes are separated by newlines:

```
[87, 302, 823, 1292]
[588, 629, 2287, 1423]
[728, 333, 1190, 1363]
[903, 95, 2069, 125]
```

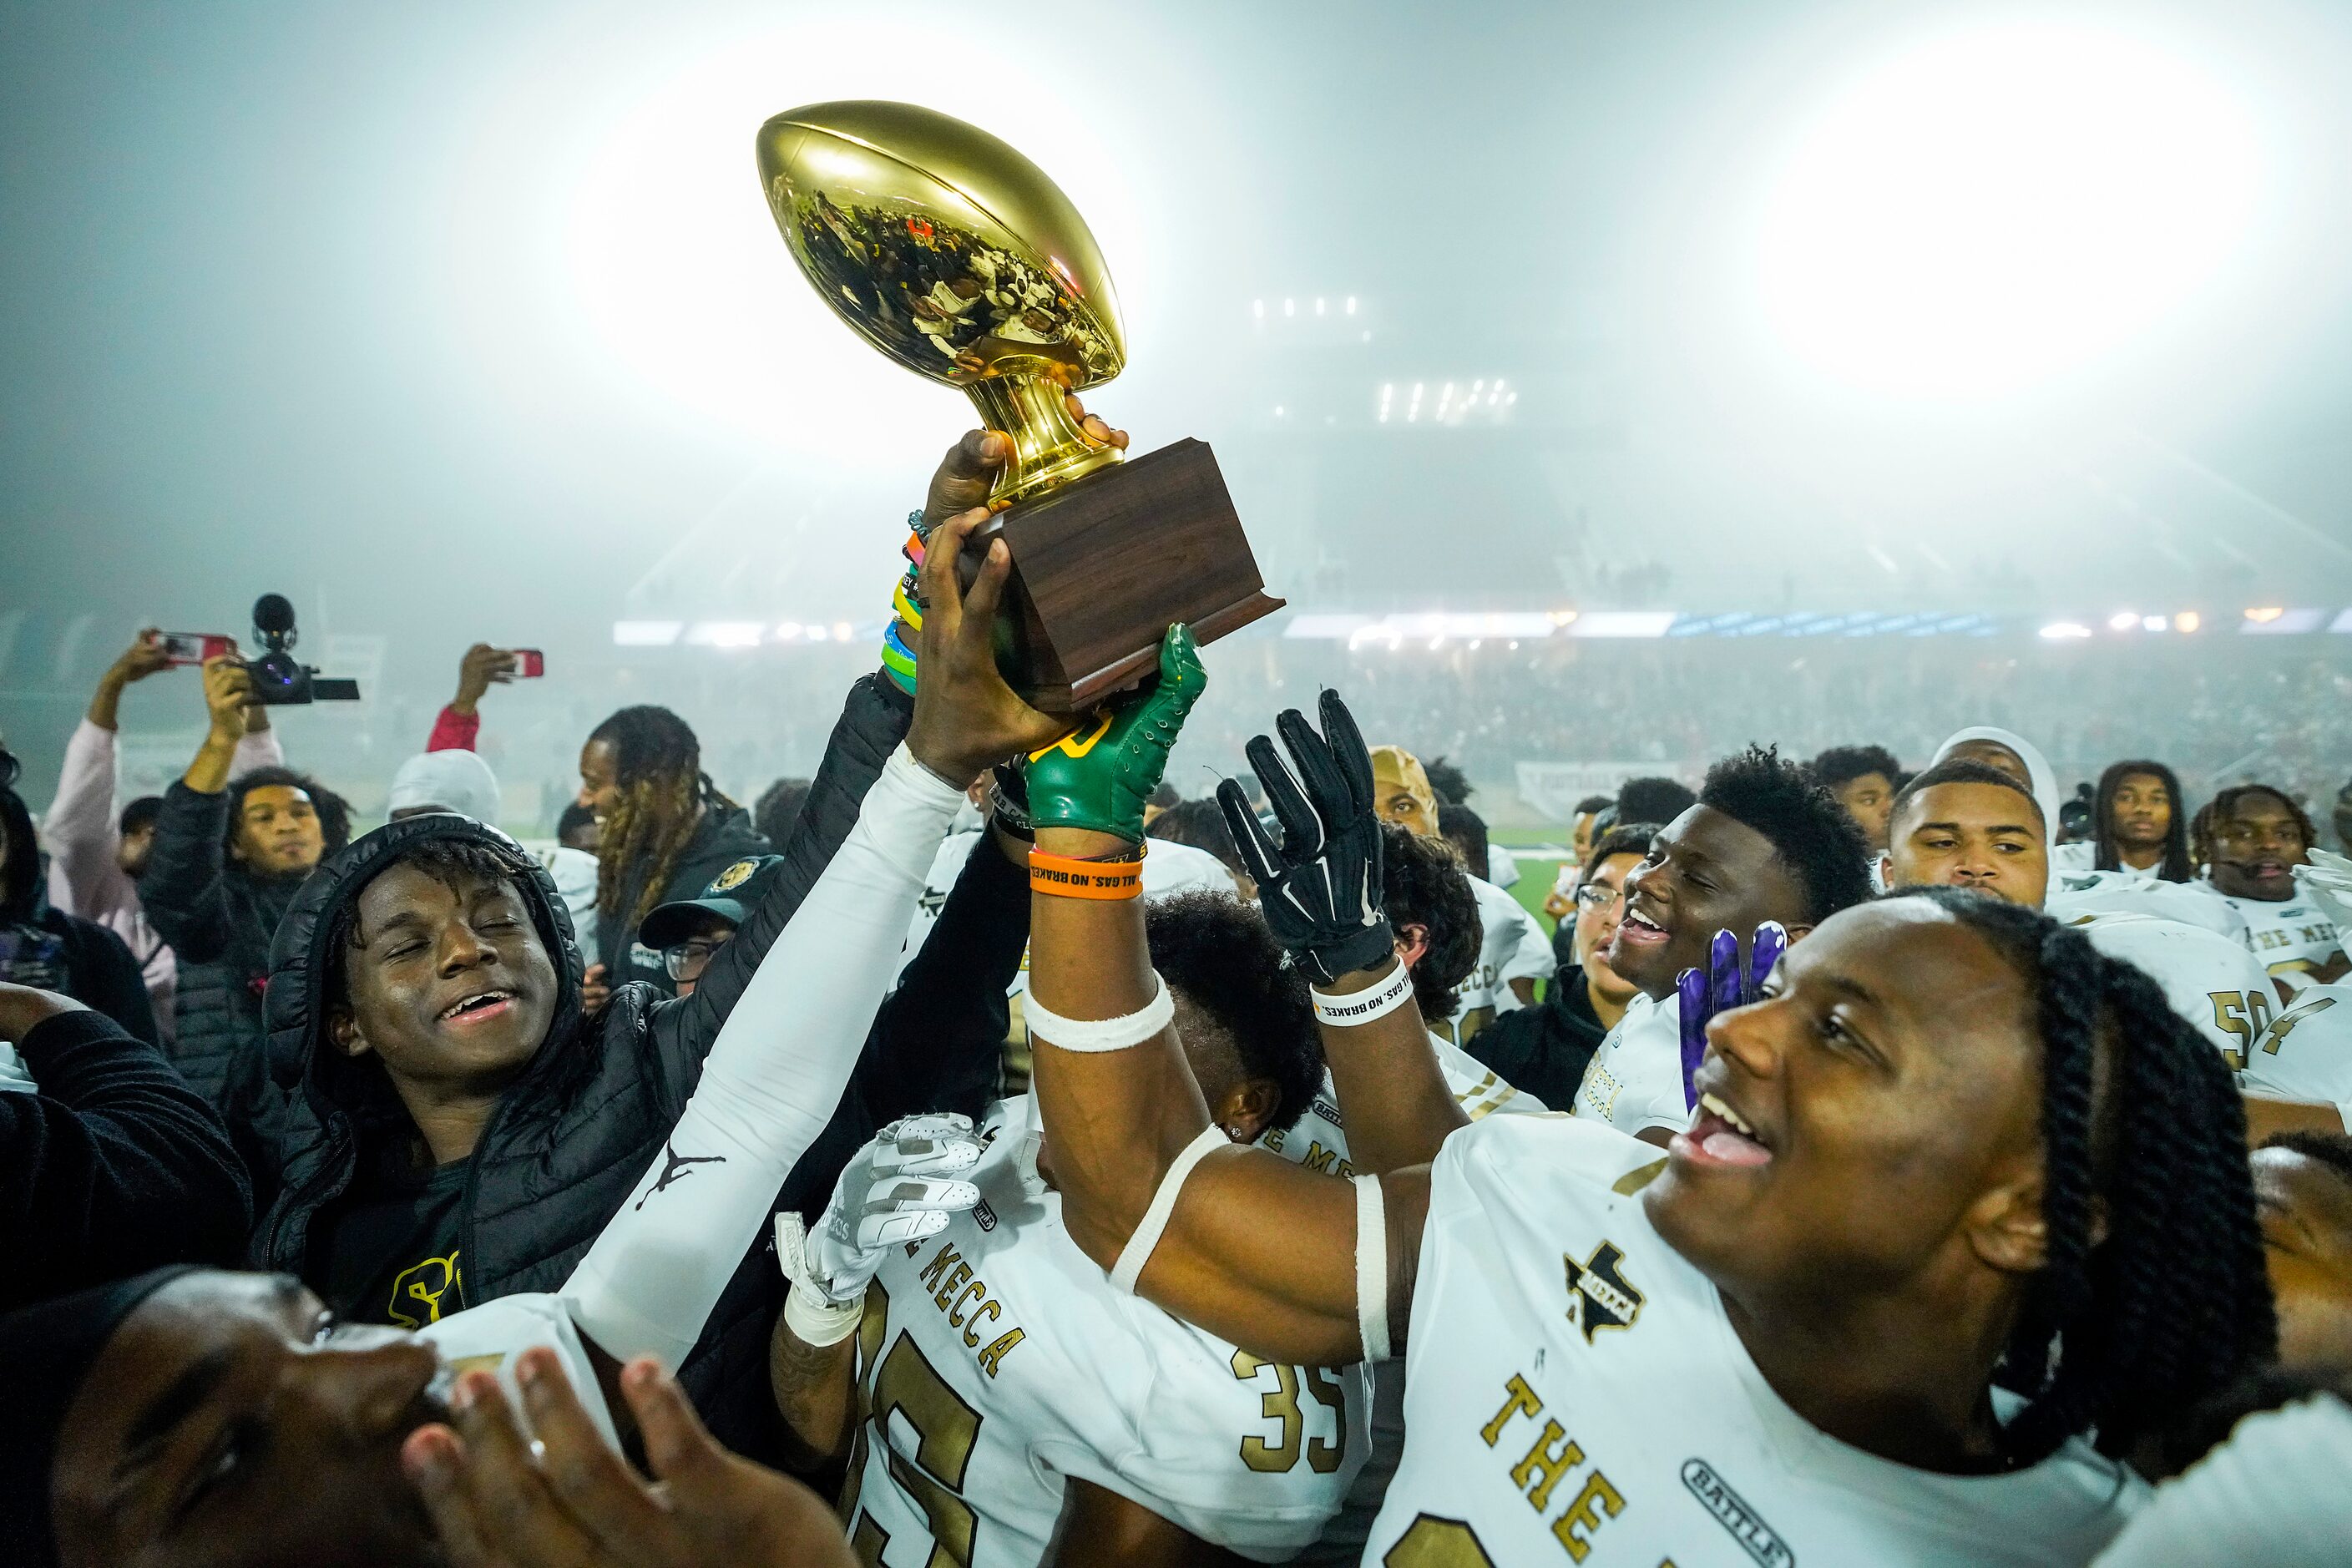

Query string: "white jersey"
[2049, 873, 2243, 940]
[1368, 1115, 2147, 1566]
[2237, 981, 2352, 1119]
[1487, 842, 1521, 890]
[1437, 877, 1557, 1044]
[843, 1096, 1368, 1567]
[1258, 1030, 1543, 1567]
[1573, 989, 1687, 1140]
[2092, 1396, 2352, 1566]
[420, 1292, 619, 1451]
[2059, 912, 2282, 1070]
[1261, 1029, 1544, 1179]
[2217, 890, 2347, 994]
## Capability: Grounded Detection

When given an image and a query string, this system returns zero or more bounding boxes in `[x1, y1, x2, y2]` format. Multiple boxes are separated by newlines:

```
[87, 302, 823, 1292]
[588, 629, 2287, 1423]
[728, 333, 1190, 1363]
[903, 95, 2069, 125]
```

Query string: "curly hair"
[1583, 822, 1660, 882]
[1807, 744, 1903, 792]
[1884, 885, 2276, 1463]
[225, 766, 352, 862]
[1617, 776, 1697, 826]
[588, 706, 731, 928]
[1421, 756, 1474, 807]
[1146, 892, 1323, 1134]
[1699, 745, 1874, 925]
[1146, 797, 1249, 882]
[2092, 761, 2193, 882]
[1437, 803, 1489, 883]
[1380, 822, 1480, 1024]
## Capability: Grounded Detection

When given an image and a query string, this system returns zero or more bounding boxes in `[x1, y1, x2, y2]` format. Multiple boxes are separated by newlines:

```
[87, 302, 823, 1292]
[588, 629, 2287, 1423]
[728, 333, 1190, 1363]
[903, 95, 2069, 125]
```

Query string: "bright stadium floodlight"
[1753, 21, 2262, 397]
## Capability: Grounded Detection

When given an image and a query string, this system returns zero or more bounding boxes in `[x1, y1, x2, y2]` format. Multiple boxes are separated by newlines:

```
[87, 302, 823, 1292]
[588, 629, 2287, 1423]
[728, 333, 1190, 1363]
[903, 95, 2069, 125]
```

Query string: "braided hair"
[587, 706, 731, 928]
[1884, 886, 2275, 1462]
[2092, 761, 2193, 881]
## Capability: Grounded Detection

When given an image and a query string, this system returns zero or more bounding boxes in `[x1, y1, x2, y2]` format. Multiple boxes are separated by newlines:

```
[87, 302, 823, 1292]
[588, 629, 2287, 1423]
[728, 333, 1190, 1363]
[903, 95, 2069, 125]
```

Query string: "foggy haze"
[8, 0, 2352, 821]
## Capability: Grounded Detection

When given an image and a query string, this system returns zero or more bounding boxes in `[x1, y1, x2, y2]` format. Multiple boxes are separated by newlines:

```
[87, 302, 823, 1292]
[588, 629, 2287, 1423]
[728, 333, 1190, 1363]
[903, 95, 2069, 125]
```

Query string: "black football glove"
[1217, 690, 1395, 985]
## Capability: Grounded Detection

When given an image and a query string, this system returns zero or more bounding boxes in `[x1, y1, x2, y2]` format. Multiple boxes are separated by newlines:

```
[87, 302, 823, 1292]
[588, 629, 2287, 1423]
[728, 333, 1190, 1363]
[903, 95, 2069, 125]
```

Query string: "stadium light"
[2107, 612, 2139, 632]
[1754, 20, 2262, 397]
[2039, 621, 2093, 640]
[612, 620, 684, 647]
[2175, 611, 2202, 633]
[2244, 606, 2285, 623]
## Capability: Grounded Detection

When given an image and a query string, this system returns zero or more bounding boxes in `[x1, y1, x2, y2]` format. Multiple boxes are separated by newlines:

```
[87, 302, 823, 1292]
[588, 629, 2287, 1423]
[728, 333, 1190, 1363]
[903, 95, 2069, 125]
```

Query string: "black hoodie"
[252, 674, 1019, 1460]
[1, 787, 159, 1045]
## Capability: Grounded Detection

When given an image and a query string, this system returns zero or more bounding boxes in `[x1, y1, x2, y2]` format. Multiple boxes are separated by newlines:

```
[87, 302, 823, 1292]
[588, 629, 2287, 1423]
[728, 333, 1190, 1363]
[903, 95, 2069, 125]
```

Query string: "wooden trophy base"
[957, 438, 1282, 714]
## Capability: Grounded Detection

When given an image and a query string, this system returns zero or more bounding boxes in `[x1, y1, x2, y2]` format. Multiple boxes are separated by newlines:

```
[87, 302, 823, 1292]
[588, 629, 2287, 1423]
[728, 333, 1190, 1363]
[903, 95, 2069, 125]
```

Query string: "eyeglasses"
[662, 937, 731, 983]
[1574, 883, 1626, 913]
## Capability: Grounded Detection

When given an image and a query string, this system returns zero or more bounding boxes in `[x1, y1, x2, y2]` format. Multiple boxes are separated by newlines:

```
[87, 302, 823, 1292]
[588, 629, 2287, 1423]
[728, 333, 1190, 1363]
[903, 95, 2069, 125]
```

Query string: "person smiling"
[1571, 745, 1875, 1145]
[1016, 666, 2276, 1562]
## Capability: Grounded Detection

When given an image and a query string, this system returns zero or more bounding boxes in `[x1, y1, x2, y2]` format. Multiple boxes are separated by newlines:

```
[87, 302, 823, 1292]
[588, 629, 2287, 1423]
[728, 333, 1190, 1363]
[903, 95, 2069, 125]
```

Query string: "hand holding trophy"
[756, 101, 1282, 713]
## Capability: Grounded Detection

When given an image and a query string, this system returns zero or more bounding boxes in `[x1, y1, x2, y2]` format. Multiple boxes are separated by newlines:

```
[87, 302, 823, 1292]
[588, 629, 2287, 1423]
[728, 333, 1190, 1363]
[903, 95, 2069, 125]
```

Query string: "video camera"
[244, 594, 360, 706]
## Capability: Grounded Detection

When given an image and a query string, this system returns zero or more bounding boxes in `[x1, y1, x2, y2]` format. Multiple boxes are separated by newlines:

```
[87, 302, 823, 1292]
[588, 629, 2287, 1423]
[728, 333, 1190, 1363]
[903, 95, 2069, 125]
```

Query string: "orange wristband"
[1029, 848, 1145, 900]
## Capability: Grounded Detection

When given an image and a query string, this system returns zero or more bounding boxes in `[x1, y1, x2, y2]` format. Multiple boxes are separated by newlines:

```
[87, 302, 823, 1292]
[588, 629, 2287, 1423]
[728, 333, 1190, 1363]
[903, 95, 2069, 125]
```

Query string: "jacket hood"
[267, 812, 586, 1129]
[1931, 726, 2062, 846]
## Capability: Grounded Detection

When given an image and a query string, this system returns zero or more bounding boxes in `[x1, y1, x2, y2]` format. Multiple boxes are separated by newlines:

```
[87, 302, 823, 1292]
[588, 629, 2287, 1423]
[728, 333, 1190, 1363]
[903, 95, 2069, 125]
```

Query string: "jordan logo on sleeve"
[1564, 1241, 1644, 1343]
[636, 1141, 726, 1210]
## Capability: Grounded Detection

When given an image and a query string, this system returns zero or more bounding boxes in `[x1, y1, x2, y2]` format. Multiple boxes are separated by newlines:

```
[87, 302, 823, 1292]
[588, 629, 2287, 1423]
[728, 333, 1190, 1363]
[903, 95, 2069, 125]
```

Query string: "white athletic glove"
[775, 1114, 984, 1343]
[2295, 847, 2352, 936]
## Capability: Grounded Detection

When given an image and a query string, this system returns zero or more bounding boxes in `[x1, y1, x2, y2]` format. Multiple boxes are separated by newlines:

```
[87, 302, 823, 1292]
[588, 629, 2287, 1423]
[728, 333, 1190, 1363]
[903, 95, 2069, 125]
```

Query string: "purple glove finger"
[1708, 928, 1743, 1023]
[1678, 964, 1710, 1110]
[1746, 922, 1788, 1005]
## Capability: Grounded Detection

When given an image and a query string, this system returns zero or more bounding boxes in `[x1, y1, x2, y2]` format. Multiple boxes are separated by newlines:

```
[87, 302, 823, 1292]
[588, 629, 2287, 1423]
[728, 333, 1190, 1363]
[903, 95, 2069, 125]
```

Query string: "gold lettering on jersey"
[1301, 1142, 1359, 1180]
[1479, 1373, 1626, 1563]
[1550, 1471, 1625, 1562]
[908, 1238, 1027, 1378]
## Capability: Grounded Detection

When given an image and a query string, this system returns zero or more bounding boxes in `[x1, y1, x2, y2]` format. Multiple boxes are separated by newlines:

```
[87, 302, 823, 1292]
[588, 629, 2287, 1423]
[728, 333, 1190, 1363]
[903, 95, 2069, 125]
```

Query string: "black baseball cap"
[640, 855, 786, 950]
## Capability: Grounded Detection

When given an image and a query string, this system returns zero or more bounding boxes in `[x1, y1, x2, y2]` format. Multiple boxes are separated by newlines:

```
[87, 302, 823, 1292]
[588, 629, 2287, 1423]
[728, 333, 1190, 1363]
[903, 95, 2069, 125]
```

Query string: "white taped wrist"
[784, 1285, 864, 1347]
[1108, 1122, 1227, 1295]
[1354, 1174, 1392, 1362]
[1312, 963, 1416, 1028]
[1026, 974, 1175, 1054]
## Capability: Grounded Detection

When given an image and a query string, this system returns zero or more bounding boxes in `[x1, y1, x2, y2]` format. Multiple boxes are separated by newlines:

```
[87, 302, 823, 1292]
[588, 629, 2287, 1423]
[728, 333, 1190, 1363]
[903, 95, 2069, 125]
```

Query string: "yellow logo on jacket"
[708, 858, 760, 893]
[388, 1252, 461, 1328]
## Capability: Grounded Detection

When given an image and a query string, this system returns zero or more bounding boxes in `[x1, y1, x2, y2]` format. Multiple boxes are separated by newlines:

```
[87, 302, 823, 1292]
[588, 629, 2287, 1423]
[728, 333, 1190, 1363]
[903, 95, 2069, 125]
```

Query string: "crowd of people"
[4, 415, 2352, 1566]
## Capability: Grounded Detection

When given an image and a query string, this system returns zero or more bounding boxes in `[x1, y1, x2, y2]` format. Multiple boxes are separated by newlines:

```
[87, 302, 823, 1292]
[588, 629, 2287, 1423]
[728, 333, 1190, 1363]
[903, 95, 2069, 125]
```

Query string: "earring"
[1224, 1124, 1247, 1142]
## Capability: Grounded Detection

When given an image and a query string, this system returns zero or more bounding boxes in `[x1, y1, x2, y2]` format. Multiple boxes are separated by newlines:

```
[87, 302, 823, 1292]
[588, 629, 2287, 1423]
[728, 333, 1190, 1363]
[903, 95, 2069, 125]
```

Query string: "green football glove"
[1024, 624, 1206, 843]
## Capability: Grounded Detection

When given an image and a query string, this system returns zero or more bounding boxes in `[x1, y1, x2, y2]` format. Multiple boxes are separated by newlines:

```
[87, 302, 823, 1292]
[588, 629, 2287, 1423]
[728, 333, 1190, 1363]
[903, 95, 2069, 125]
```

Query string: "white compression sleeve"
[1353, 1174, 1391, 1362]
[560, 744, 965, 1367]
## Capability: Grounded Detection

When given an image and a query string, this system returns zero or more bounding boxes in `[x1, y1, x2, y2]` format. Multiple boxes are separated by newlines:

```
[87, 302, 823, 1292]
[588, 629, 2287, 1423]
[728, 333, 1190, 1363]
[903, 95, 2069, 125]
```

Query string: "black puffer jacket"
[598, 799, 773, 992]
[2, 785, 160, 1045]
[138, 781, 308, 1139]
[253, 675, 905, 1303]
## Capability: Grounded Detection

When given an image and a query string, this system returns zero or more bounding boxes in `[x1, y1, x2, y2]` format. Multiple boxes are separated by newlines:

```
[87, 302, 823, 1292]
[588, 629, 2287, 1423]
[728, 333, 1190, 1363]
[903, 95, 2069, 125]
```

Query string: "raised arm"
[1020, 635, 1427, 1368]
[0, 984, 250, 1305]
[139, 660, 256, 964]
[561, 507, 1067, 1370]
[1217, 690, 1466, 1174]
[44, 635, 169, 918]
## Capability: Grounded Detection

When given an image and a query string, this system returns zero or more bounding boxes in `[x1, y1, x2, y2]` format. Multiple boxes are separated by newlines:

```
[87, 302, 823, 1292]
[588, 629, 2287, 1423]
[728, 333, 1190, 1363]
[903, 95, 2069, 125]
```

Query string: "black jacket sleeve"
[60, 916, 161, 1046]
[0, 1007, 252, 1313]
[774, 833, 1029, 1221]
[643, 672, 914, 1104]
[139, 781, 236, 965]
[852, 831, 1024, 1124]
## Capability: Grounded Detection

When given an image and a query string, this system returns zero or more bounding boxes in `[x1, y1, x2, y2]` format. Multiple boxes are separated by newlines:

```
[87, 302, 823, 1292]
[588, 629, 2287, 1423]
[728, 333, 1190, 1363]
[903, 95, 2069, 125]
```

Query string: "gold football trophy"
[756, 100, 1280, 711]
